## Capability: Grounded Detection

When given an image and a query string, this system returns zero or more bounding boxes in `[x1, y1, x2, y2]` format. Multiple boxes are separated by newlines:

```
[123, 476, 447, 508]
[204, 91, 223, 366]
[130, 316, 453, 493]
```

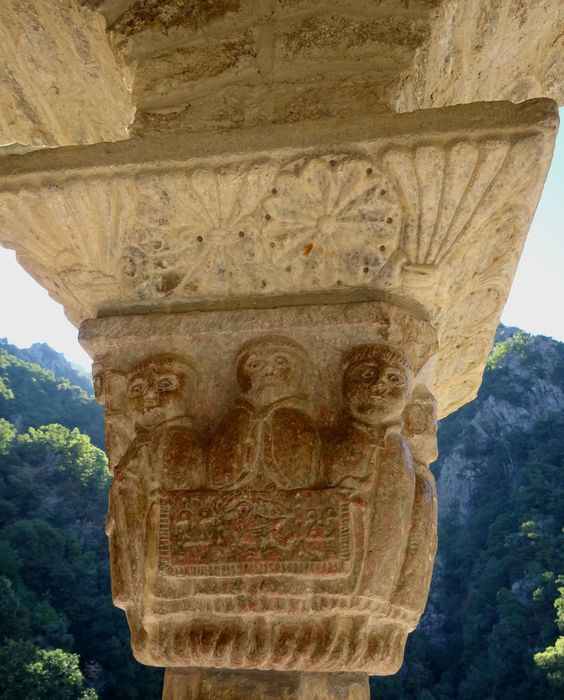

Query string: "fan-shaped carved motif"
[381, 135, 543, 288]
[0, 177, 139, 319]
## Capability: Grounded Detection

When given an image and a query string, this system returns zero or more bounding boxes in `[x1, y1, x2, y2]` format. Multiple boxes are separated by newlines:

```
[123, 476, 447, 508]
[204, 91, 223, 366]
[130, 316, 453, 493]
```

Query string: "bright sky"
[501, 110, 564, 337]
[0, 110, 563, 371]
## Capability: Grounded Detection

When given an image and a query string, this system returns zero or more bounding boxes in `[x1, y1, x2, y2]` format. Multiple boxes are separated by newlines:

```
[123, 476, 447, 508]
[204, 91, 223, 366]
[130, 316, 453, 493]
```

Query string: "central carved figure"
[208, 335, 320, 490]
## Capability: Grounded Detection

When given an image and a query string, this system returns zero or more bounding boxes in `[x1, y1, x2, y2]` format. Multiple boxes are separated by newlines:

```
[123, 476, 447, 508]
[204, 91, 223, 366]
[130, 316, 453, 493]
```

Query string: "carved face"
[343, 352, 411, 426]
[403, 389, 438, 464]
[127, 355, 192, 428]
[237, 343, 305, 407]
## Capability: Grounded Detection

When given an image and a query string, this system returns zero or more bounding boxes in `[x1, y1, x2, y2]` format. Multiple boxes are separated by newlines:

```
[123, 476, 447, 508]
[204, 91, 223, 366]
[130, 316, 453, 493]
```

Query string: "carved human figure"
[208, 336, 320, 490]
[106, 354, 204, 645]
[324, 344, 413, 485]
[323, 344, 416, 601]
[393, 385, 438, 616]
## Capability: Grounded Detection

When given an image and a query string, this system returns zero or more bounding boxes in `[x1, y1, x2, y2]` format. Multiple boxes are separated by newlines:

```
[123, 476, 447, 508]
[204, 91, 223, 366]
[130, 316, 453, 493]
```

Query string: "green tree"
[0, 639, 97, 699]
[535, 575, 564, 691]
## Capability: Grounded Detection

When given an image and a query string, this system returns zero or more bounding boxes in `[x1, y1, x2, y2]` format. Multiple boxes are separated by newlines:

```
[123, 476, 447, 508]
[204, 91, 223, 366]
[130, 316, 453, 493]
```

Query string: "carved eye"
[128, 382, 146, 398]
[386, 371, 404, 385]
[246, 355, 261, 371]
[360, 368, 376, 380]
[275, 355, 289, 367]
[156, 378, 174, 392]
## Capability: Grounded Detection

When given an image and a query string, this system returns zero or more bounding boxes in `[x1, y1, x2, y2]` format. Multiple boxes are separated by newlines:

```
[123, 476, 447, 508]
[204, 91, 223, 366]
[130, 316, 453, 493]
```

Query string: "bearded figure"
[208, 336, 320, 490]
[323, 344, 416, 602]
[106, 354, 204, 647]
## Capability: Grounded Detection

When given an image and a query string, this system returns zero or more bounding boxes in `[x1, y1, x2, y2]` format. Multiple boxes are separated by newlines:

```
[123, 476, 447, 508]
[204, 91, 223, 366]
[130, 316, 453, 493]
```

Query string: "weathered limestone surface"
[79, 0, 564, 138]
[396, 0, 564, 112]
[1, 1, 562, 152]
[162, 668, 369, 699]
[81, 300, 438, 673]
[0, 0, 132, 151]
[0, 5, 561, 693]
[0, 99, 557, 416]
[88, 0, 443, 136]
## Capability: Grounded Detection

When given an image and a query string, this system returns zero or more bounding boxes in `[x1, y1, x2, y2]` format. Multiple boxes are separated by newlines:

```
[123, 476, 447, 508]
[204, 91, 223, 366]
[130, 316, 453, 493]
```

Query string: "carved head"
[403, 385, 438, 464]
[236, 336, 308, 408]
[127, 354, 194, 429]
[342, 344, 413, 426]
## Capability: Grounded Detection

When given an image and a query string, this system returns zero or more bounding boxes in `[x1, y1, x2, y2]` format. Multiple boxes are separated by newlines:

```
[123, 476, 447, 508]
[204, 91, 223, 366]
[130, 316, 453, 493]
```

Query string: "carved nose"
[145, 389, 159, 404]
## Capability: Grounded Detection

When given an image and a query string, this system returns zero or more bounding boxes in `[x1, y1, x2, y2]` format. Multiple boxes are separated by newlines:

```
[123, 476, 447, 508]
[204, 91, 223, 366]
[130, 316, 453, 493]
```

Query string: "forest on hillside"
[0, 330, 562, 699]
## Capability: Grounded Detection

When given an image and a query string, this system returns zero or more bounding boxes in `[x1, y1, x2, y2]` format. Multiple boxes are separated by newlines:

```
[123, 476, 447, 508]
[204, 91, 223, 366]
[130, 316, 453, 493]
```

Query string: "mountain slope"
[0, 341, 162, 699]
[372, 327, 564, 699]
[0, 338, 92, 393]
[0, 345, 104, 449]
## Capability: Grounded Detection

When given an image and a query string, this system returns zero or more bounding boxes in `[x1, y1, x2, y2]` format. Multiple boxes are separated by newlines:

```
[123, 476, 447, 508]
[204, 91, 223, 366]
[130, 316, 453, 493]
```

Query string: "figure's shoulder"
[158, 420, 204, 455]
[385, 429, 407, 446]
[212, 406, 253, 437]
[382, 430, 412, 467]
[273, 405, 317, 431]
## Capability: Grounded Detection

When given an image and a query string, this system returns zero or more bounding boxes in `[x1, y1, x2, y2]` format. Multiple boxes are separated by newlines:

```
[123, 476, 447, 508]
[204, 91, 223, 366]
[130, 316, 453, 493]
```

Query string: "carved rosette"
[81, 300, 439, 674]
[126, 165, 279, 298]
[261, 157, 403, 287]
[0, 100, 556, 417]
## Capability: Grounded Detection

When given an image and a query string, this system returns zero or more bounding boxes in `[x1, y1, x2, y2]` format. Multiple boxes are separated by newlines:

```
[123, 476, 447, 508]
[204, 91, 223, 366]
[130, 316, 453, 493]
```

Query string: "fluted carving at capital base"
[85, 302, 438, 674]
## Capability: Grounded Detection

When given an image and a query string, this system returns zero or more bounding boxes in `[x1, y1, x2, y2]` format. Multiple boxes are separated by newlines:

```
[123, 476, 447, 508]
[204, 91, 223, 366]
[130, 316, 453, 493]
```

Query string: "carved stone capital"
[0, 96, 558, 687]
[81, 299, 439, 674]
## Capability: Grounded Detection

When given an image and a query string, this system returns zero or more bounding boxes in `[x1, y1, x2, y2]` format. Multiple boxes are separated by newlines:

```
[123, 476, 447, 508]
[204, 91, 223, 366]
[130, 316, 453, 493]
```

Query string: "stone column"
[0, 99, 557, 697]
[162, 668, 370, 699]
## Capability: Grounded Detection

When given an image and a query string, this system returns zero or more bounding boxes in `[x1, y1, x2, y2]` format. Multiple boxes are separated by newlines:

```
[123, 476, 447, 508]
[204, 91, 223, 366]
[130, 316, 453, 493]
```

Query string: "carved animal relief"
[100, 328, 439, 674]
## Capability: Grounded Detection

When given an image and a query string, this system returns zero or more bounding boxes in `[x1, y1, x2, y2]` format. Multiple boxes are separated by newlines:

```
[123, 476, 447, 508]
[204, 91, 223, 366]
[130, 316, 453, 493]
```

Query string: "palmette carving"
[102, 326, 438, 673]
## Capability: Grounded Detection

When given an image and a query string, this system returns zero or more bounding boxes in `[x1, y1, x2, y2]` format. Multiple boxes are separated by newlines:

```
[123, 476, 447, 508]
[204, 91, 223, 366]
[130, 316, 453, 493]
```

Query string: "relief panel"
[87, 304, 439, 674]
[159, 489, 351, 577]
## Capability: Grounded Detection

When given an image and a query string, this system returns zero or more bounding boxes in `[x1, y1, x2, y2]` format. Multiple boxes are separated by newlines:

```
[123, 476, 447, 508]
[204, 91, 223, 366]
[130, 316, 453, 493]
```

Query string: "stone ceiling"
[1, 1, 562, 151]
[90, 0, 445, 137]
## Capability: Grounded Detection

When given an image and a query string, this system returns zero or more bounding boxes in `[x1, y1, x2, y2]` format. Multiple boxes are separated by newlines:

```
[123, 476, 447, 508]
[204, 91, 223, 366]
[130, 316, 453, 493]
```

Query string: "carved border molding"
[1, 99, 558, 415]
